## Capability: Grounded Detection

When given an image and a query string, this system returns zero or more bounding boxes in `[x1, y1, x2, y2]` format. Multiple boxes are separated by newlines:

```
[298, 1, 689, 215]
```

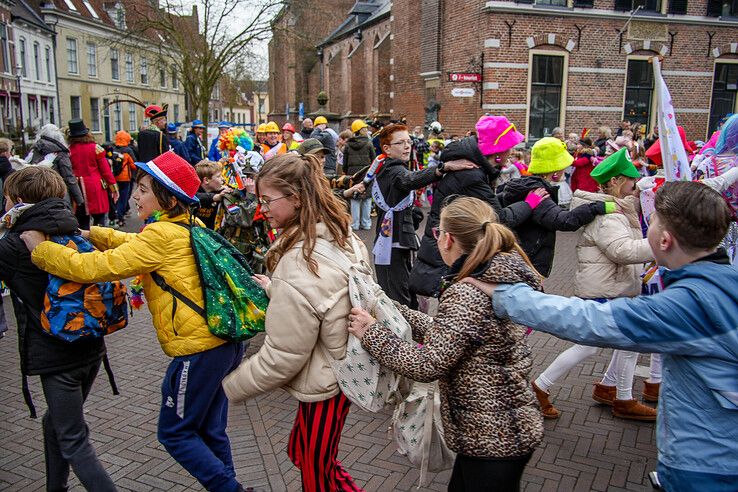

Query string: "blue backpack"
[40, 234, 129, 342]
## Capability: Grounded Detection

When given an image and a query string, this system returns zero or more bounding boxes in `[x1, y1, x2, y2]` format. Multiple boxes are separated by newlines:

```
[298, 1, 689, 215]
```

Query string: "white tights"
[535, 344, 661, 401]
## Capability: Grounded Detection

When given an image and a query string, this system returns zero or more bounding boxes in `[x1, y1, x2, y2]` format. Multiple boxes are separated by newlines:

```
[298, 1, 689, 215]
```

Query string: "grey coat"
[29, 136, 84, 207]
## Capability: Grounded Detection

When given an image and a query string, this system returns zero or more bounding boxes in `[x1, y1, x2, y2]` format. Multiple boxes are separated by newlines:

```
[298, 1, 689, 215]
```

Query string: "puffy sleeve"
[222, 276, 321, 401]
[592, 216, 653, 264]
[31, 224, 166, 282]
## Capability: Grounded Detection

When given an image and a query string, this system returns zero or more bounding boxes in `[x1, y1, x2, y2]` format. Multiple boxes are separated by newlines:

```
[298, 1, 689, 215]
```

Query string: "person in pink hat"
[409, 115, 549, 298]
[21, 151, 255, 492]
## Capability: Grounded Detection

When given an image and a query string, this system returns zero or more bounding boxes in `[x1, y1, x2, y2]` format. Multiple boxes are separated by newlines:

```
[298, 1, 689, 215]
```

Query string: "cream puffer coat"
[571, 190, 653, 299]
[223, 223, 368, 403]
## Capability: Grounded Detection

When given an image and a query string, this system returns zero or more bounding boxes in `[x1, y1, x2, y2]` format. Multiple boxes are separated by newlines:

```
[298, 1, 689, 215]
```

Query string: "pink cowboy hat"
[476, 115, 525, 156]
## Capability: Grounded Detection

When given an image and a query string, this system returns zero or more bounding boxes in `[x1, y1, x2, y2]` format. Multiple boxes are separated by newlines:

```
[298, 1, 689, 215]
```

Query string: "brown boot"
[612, 399, 657, 421]
[643, 381, 660, 403]
[531, 381, 560, 419]
[592, 383, 617, 406]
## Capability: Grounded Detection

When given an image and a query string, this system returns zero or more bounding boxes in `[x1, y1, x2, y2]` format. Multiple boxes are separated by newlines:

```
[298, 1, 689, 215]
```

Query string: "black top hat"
[68, 119, 89, 138]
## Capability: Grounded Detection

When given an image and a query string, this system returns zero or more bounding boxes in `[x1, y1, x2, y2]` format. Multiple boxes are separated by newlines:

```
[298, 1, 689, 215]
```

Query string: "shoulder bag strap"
[150, 270, 205, 319]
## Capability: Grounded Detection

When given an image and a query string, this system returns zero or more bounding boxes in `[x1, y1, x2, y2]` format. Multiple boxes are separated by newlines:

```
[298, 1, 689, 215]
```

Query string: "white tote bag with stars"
[310, 234, 412, 413]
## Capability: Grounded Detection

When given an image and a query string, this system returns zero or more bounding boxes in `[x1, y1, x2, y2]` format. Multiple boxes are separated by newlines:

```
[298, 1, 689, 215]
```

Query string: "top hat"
[68, 119, 89, 138]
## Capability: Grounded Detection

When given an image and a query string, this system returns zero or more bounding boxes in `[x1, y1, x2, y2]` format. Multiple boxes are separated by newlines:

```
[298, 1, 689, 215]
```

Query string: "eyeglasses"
[431, 227, 446, 240]
[258, 195, 290, 209]
[390, 140, 413, 147]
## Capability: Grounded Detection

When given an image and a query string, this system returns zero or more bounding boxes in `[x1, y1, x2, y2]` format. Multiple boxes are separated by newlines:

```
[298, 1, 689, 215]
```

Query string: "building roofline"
[316, 6, 389, 48]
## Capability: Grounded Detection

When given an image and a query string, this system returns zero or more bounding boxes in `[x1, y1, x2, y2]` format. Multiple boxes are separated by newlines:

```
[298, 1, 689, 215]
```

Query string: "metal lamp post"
[15, 64, 26, 153]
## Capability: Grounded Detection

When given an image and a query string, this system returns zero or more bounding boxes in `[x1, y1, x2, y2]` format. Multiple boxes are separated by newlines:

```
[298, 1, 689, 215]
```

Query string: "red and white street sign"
[448, 72, 482, 82]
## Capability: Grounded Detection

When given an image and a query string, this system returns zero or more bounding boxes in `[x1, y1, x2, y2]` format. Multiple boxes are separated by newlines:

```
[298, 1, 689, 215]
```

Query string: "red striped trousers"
[287, 392, 364, 492]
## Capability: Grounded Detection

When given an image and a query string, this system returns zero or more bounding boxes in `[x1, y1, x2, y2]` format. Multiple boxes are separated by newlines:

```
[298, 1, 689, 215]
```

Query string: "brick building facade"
[270, 0, 737, 142]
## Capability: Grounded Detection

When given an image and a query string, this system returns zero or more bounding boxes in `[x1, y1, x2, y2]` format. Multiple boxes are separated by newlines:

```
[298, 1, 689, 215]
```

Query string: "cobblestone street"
[0, 230, 658, 491]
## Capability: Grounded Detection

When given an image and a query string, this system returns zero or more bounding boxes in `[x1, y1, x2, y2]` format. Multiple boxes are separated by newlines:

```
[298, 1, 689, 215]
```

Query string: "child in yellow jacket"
[21, 151, 249, 492]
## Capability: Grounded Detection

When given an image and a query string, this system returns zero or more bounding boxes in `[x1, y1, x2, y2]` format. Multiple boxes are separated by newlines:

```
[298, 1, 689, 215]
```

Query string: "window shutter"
[614, 0, 632, 11]
[668, 0, 688, 14]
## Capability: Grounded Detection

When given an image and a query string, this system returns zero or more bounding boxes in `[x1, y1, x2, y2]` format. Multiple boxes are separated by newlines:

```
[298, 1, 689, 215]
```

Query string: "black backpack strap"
[22, 375, 37, 418]
[150, 271, 205, 318]
[102, 353, 119, 395]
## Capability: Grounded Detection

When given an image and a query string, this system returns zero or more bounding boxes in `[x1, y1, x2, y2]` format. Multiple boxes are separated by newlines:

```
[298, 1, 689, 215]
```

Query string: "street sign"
[452, 87, 476, 97]
[449, 72, 482, 82]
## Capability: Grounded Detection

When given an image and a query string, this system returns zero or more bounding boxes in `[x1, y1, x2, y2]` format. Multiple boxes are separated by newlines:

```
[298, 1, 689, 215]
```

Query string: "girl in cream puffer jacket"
[222, 153, 365, 492]
[531, 160, 660, 422]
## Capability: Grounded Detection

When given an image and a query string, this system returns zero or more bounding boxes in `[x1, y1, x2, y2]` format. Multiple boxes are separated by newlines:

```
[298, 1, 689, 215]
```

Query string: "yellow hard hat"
[264, 121, 280, 133]
[351, 119, 368, 134]
[256, 123, 267, 134]
[314, 116, 328, 126]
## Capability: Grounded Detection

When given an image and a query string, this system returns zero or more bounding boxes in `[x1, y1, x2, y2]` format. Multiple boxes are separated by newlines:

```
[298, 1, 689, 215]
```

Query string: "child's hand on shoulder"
[252, 274, 271, 291]
[20, 230, 47, 252]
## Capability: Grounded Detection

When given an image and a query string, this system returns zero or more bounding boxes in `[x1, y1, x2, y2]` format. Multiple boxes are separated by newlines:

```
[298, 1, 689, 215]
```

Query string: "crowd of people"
[0, 102, 737, 492]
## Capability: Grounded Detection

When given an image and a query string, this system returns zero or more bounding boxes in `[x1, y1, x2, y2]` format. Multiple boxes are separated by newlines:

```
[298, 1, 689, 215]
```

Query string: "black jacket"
[0, 155, 12, 182]
[497, 176, 605, 277]
[343, 136, 375, 177]
[195, 187, 219, 230]
[0, 199, 106, 376]
[138, 128, 167, 163]
[409, 137, 534, 296]
[374, 158, 438, 250]
[29, 136, 85, 208]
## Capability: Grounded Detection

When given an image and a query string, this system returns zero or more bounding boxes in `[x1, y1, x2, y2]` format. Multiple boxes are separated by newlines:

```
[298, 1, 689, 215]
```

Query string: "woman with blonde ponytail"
[348, 196, 544, 492]
[223, 153, 366, 491]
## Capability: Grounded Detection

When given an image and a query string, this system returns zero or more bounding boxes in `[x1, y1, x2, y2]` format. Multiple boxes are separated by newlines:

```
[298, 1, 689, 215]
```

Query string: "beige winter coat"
[571, 191, 653, 299]
[222, 223, 368, 403]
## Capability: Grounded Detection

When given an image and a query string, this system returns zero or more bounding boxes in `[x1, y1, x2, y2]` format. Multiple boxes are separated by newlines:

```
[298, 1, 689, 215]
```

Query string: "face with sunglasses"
[382, 130, 413, 161]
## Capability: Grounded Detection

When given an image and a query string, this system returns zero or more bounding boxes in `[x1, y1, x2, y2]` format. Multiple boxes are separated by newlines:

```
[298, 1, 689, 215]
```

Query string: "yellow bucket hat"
[528, 137, 574, 175]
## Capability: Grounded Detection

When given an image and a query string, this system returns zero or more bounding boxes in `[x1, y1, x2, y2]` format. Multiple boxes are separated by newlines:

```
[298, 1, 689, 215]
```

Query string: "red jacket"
[69, 142, 116, 215]
[570, 154, 599, 193]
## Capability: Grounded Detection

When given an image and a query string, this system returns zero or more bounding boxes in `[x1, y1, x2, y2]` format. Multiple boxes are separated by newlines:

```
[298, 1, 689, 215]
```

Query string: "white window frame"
[90, 97, 101, 132]
[45, 45, 52, 82]
[86, 42, 97, 78]
[113, 103, 122, 132]
[140, 57, 148, 85]
[159, 67, 166, 88]
[67, 37, 78, 75]
[110, 48, 119, 80]
[525, 49, 569, 142]
[128, 102, 137, 131]
[18, 37, 27, 78]
[33, 41, 41, 80]
[125, 52, 133, 83]
[171, 66, 179, 89]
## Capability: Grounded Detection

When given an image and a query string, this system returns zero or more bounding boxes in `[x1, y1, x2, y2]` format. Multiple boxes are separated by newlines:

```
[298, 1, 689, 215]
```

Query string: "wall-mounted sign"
[449, 72, 482, 82]
[451, 87, 476, 97]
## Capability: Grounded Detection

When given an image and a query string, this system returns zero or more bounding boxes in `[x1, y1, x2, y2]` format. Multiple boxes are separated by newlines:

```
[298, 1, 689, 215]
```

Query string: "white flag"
[653, 58, 692, 182]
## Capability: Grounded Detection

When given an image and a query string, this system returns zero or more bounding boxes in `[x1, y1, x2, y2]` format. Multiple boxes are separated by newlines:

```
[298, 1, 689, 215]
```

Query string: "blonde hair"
[600, 175, 635, 199]
[440, 197, 537, 281]
[257, 153, 352, 275]
[0, 138, 13, 153]
[195, 160, 222, 181]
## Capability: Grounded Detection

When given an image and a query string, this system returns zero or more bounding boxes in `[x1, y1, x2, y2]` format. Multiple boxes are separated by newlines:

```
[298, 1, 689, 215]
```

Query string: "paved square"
[0, 231, 657, 491]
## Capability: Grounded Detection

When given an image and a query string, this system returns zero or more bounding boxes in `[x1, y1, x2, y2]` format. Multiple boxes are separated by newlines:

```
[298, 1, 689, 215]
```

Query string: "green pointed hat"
[590, 148, 641, 184]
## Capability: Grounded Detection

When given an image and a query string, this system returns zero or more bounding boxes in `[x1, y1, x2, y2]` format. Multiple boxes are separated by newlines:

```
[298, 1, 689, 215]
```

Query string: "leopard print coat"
[361, 252, 544, 458]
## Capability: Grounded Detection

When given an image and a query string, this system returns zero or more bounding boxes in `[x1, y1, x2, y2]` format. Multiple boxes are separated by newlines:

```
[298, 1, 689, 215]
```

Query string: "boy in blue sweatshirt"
[466, 181, 738, 492]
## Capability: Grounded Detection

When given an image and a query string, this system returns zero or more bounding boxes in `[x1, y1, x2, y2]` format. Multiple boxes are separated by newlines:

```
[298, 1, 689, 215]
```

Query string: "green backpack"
[151, 223, 269, 342]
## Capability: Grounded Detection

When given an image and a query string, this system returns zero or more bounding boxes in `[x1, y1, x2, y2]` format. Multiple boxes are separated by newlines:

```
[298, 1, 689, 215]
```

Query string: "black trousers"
[448, 453, 532, 492]
[375, 247, 417, 309]
[40, 361, 116, 492]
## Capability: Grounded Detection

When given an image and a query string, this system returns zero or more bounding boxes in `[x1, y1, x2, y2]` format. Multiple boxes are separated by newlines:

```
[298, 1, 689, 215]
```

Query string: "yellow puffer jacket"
[31, 214, 225, 357]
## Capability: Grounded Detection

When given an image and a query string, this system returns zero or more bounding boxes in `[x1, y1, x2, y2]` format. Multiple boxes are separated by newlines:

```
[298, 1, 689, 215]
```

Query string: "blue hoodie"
[491, 252, 738, 491]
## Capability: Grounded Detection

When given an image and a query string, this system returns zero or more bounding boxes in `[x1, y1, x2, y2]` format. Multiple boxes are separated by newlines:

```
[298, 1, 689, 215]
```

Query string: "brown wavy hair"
[440, 196, 538, 280]
[257, 153, 352, 275]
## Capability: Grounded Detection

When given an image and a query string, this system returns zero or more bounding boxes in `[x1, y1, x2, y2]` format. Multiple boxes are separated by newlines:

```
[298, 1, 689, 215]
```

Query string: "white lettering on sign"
[451, 88, 476, 97]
